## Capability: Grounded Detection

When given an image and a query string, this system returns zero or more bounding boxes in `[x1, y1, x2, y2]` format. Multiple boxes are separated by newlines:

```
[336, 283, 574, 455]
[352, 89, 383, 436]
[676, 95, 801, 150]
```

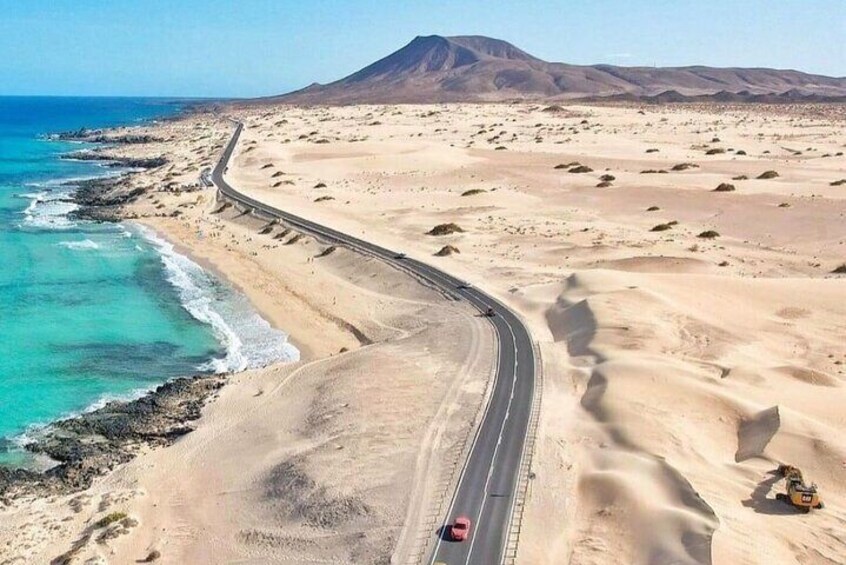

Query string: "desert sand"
[2, 101, 845, 564]
[222, 101, 846, 565]
[0, 116, 495, 564]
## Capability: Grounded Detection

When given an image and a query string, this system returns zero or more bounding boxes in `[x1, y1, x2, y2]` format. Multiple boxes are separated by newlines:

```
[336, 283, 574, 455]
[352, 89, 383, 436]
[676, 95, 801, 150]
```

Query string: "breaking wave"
[136, 225, 300, 372]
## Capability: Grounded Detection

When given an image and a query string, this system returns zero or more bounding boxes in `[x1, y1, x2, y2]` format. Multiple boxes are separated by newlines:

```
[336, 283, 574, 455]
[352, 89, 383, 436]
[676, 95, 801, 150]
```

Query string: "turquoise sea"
[0, 97, 297, 466]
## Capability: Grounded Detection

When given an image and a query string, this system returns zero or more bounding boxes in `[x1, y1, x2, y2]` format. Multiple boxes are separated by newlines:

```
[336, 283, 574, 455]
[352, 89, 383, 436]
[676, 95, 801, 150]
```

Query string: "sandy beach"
[0, 114, 495, 564]
[1, 101, 845, 564]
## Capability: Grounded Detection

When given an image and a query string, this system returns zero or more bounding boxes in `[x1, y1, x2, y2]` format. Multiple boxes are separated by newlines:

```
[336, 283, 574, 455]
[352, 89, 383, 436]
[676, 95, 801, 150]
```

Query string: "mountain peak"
[345, 35, 479, 82]
[268, 34, 846, 105]
[344, 35, 538, 84]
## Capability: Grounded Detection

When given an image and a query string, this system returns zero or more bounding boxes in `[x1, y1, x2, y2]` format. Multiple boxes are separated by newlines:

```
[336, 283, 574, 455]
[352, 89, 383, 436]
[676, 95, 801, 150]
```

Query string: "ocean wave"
[58, 239, 100, 250]
[23, 167, 123, 189]
[17, 170, 129, 231]
[135, 225, 299, 372]
[18, 189, 79, 230]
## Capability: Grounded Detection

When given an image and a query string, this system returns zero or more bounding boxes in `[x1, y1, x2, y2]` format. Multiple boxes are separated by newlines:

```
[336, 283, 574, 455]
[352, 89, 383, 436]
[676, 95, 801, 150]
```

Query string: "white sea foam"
[78, 387, 152, 414]
[8, 386, 154, 471]
[18, 189, 79, 230]
[18, 170, 129, 231]
[135, 224, 299, 372]
[58, 239, 100, 250]
[25, 171, 117, 188]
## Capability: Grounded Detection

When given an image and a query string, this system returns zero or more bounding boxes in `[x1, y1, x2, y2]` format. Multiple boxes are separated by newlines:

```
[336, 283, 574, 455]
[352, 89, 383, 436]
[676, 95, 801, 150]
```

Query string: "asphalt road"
[212, 122, 536, 565]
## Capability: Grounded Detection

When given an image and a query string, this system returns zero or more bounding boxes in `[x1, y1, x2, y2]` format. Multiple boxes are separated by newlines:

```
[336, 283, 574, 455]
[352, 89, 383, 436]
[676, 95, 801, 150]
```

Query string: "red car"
[450, 516, 471, 541]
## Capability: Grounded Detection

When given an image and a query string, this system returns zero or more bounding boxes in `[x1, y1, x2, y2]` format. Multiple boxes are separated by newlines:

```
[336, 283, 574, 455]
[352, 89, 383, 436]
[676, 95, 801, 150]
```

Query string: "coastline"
[179, 101, 846, 564]
[132, 217, 319, 362]
[0, 205, 325, 501]
[1, 121, 299, 498]
[0, 110, 494, 564]
[0, 375, 226, 501]
[0, 213, 310, 497]
[5, 99, 843, 564]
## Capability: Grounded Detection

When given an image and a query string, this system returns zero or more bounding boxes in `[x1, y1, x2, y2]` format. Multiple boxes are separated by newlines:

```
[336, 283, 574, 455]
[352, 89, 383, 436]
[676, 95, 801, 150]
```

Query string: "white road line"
[463, 317, 520, 565]
[427, 305, 502, 565]
[501, 335, 539, 559]
[216, 122, 534, 565]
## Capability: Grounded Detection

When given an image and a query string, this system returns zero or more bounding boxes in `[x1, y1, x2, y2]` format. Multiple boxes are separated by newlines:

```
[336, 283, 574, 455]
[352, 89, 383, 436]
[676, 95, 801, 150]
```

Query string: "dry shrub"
[427, 223, 464, 236]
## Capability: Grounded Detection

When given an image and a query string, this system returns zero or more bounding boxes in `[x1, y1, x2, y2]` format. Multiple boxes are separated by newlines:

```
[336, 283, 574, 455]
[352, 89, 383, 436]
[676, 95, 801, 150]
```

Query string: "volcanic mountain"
[267, 35, 846, 104]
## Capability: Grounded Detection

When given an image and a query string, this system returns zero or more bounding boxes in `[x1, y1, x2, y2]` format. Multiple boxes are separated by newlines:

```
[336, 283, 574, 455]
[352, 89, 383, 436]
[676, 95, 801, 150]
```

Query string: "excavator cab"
[776, 465, 824, 512]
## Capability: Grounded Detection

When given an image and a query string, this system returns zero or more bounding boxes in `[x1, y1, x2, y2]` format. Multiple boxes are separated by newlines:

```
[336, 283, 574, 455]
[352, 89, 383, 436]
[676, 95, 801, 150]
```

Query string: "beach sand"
[2, 102, 845, 564]
[0, 116, 494, 564]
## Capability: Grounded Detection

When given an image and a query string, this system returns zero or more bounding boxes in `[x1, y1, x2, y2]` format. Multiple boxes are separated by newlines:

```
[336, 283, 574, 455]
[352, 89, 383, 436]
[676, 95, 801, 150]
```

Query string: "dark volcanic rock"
[68, 177, 147, 222]
[72, 177, 144, 206]
[50, 127, 100, 141]
[0, 375, 225, 501]
[71, 206, 127, 222]
[62, 151, 167, 169]
[115, 156, 167, 169]
[51, 128, 163, 144]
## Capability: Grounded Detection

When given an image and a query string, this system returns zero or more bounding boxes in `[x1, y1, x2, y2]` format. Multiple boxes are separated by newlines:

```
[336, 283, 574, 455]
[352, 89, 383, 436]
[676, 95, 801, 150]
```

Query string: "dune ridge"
[216, 101, 846, 564]
[2, 101, 844, 564]
[523, 269, 846, 564]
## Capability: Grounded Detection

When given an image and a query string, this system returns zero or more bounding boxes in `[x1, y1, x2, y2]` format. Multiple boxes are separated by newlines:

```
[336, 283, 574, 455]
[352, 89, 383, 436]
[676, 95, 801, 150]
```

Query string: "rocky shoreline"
[61, 150, 168, 170]
[49, 127, 165, 145]
[50, 123, 171, 221]
[67, 176, 145, 222]
[0, 375, 226, 503]
[0, 122, 219, 504]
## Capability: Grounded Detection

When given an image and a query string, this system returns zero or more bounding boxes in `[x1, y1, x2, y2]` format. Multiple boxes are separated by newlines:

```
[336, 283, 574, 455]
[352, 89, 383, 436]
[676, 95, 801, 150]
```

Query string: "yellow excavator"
[776, 465, 824, 512]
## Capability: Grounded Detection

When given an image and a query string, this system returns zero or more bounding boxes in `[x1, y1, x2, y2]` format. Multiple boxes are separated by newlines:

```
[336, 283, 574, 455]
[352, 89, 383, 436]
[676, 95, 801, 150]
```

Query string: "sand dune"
[736, 406, 781, 463]
[216, 102, 845, 564]
[223, 102, 845, 564]
[2, 101, 844, 564]
[523, 271, 846, 564]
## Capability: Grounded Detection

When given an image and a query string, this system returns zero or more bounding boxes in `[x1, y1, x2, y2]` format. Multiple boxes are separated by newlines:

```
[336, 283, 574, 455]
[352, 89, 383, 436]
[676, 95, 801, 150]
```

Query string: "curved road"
[212, 122, 536, 565]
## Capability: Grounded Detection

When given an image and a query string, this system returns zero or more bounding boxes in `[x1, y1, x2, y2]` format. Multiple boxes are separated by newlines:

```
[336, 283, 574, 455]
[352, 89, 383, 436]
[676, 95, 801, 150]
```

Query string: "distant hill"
[263, 35, 846, 105]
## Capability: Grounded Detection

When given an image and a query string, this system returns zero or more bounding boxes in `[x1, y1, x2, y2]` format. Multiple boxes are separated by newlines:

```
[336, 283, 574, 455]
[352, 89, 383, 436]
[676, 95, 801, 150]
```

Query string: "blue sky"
[1, 0, 843, 97]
